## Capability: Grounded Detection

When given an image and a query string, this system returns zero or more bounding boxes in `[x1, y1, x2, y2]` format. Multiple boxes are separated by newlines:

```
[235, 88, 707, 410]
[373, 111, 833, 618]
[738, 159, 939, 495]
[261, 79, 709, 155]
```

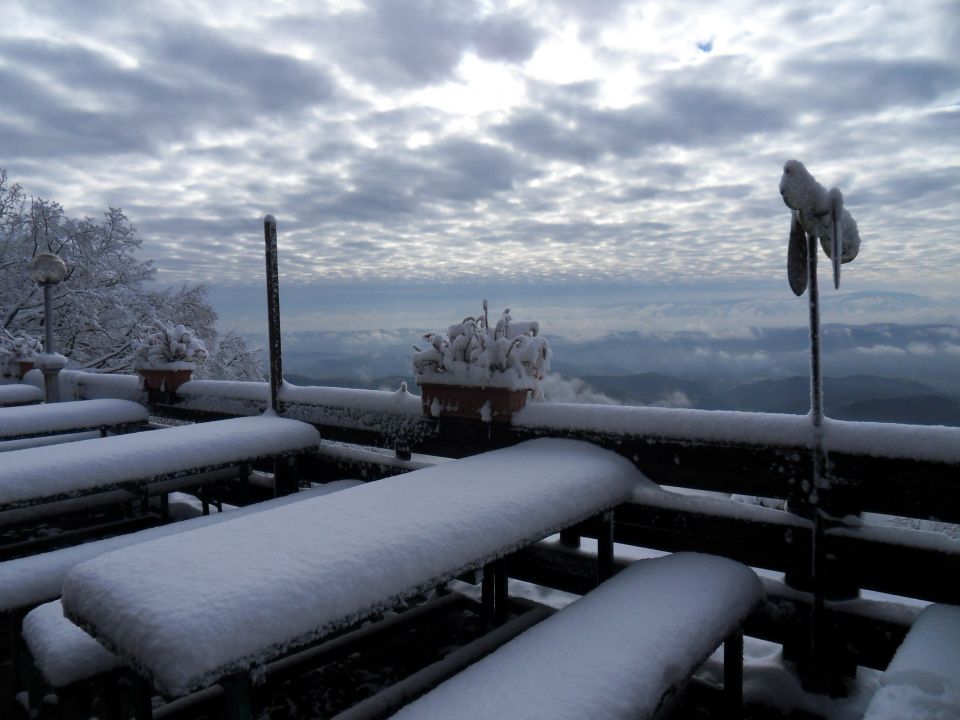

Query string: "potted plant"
[412, 300, 550, 421]
[0, 333, 42, 380]
[131, 323, 208, 392]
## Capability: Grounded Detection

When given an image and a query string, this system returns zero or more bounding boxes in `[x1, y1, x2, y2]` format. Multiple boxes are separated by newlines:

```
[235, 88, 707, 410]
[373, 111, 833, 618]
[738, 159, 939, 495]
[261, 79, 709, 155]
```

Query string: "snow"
[0, 481, 362, 613]
[0, 415, 321, 510]
[392, 552, 763, 720]
[25, 369, 142, 402]
[864, 603, 960, 719]
[779, 160, 860, 264]
[514, 402, 813, 447]
[512, 403, 960, 464]
[22, 599, 122, 687]
[0, 398, 147, 441]
[0, 383, 42, 406]
[60, 438, 640, 697]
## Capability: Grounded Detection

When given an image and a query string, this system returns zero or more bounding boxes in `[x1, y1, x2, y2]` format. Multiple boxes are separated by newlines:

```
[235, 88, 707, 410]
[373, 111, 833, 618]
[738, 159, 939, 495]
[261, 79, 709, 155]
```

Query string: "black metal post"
[264, 215, 283, 413]
[41, 284, 60, 403]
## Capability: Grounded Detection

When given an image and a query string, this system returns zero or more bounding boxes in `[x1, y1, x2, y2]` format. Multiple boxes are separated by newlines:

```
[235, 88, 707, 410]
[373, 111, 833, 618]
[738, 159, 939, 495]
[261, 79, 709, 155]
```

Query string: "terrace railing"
[62, 371, 960, 694]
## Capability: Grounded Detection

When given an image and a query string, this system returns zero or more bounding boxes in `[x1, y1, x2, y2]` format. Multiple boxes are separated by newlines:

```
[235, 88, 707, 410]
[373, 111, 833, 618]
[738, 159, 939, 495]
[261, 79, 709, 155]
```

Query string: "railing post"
[263, 215, 283, 414]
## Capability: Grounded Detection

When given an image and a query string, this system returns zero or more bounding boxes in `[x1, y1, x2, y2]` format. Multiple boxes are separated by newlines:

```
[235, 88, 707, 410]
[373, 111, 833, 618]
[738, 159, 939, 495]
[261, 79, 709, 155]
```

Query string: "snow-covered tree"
[0, 169, 262, 380]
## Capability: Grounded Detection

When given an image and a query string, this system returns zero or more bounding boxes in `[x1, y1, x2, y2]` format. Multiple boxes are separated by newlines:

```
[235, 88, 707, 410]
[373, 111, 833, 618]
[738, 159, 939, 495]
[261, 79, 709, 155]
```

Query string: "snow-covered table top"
[61, 438, 640, 697]
[0, 383, 43, 407]
[0, 398, 148, 441]
[0, 415, 321, 511]
[392, 552, 763, 720]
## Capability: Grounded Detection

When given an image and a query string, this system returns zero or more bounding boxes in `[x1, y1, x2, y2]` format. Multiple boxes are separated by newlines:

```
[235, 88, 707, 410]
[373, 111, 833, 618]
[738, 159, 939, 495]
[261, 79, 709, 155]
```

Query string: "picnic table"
[60, 438, 640, 708]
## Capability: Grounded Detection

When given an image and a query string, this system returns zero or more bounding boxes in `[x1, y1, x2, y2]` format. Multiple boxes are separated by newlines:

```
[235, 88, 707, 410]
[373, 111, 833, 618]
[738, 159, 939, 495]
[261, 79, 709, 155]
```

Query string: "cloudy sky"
[3, 0, 959, 337]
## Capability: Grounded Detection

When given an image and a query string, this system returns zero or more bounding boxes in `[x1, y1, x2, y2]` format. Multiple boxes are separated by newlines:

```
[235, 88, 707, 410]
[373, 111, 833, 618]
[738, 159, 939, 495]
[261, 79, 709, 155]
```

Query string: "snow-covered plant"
[412, 300, 550, 397]
[131, 323, 209, 368]
[0, 332, 42, 361]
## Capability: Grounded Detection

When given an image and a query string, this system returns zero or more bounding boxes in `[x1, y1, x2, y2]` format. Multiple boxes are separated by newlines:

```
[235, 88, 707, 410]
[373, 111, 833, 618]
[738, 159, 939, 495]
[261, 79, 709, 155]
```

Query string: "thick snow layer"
[393, 553, 763, 720]
[822, 417, 960, 463]
[632, 484, 812, 529]
[514, 402, 813, 447]
[0, 430, 101, 452]
[0, 482, 362, 613]
[0, 416, 320, 510]
[512, 403, 960, 463]
[22, 599, 122, 687]
[0, 384, 42, 406]
[0, 398, 147, 440]
[864, 604, 960, 719]
[26, 369, 142, 402]
[61, 439, 640, 697]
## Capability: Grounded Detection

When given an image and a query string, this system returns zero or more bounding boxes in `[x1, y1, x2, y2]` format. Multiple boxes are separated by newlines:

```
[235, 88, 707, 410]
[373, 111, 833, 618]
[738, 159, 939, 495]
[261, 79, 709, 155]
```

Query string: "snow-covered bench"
[0, 415, 321, 513]
[9, 482, 362, 715]
[60, 439, 639, 707]
[392, 552, 763, 720]
[862, 603, 960, 720]
[0, 398, 148, 444]
[0, 384, 42, 408]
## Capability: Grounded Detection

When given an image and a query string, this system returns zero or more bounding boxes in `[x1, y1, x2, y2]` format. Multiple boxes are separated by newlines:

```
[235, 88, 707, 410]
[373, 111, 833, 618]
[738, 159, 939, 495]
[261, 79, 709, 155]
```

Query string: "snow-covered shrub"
[0, 333, 42, 361]
[412, 300, 550, 398]
[1, 332, 42, 377]
[131, 324, 209, 369]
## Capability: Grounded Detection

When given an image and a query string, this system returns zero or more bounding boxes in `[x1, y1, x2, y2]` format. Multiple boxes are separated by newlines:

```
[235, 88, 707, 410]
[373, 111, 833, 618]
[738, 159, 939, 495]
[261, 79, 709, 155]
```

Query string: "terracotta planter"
[18, 361, 36, 378]
[137, 367, 194, 392]
[419, 383, 529, 422]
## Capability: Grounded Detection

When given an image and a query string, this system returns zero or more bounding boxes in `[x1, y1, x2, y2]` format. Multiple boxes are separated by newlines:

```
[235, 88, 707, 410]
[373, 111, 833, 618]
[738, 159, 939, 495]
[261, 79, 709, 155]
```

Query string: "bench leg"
[223, 672, 253, 720]
[494, 557, 509, 624]
[723, 627, 744, 719]
[596, 510, 615, 585]
[559, 527, 581, 549]
[239, 462, 251, 505]
[133, 674, 153, 720]
[481, 564, 495, 621]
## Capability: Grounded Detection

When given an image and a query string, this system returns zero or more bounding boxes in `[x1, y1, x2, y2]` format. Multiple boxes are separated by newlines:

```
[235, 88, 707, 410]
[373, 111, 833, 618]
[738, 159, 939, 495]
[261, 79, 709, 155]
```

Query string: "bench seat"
[0, 398, 147, 443]
[0, 384, 42, 408]
[391, 552, 763, 720]
[0, 415, 321, 511]
[863, 603, 960, 720]
[22, 599, 122, 689]
[60, 438, 640, 698]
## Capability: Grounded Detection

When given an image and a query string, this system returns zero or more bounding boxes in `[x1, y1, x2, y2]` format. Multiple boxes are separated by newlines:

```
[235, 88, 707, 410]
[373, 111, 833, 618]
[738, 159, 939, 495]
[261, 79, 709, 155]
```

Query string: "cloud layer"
[3, 0, 959, 299]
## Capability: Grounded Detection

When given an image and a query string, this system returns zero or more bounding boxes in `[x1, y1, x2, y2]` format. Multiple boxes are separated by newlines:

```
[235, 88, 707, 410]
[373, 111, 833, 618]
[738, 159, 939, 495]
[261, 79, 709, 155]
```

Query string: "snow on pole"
[263, 215, 282, 413]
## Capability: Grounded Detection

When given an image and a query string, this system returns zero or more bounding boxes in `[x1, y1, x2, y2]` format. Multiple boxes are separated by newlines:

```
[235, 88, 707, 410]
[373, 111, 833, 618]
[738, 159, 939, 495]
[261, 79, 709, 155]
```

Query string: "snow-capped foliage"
[0, 332, 41, 361]
[131, 324, 208, 368]
[0, 331, 41, 377]
[0, 169, 262, 380]
[412, 300, 550, 395]
[779, 159, 860, 263]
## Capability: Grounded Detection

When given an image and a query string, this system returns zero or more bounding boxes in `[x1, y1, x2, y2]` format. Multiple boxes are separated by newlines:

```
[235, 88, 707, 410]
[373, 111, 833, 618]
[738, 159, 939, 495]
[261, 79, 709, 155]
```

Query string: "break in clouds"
[2, 0, 959, 296]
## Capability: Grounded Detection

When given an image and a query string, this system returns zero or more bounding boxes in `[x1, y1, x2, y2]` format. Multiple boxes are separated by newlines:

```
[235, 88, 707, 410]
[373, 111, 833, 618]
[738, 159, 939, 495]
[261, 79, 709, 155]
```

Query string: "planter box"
[419, 383, 528, 422]
[137, 367, 194, 393]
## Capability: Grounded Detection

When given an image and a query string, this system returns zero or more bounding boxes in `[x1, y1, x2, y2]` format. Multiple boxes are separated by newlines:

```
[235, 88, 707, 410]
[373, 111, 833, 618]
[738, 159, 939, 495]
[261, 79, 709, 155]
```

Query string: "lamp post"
[28, 253, 68, 403]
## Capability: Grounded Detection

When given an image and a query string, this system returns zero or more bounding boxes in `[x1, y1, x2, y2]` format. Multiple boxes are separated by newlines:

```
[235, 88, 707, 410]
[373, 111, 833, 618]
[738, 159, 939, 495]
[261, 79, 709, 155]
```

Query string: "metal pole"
[264, 215, 282, 413]
[42, 284, 59, 403]
[806, 229, 829, 693]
